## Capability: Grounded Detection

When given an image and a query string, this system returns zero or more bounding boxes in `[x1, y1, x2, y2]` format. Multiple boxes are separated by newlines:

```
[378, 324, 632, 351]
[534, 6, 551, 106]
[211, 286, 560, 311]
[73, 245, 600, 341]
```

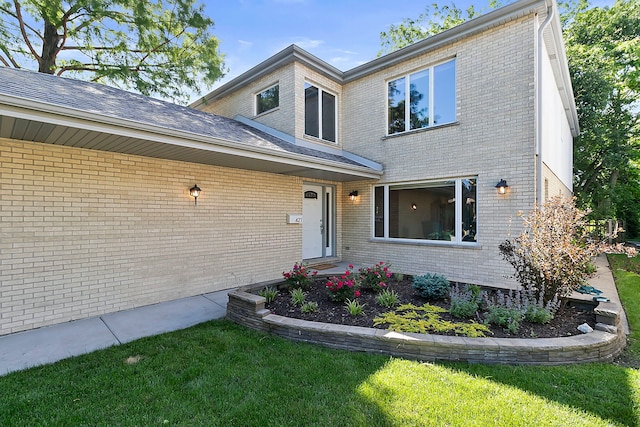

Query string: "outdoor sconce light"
[189, 184, 201, 205]
[349, 190, 359, 201]
[411, 203, 418, 210]
[495, 179, 509, 195]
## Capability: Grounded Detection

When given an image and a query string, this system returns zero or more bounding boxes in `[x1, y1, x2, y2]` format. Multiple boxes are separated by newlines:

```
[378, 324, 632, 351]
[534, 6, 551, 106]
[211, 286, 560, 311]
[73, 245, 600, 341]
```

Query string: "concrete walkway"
[0, 290, 230, 376]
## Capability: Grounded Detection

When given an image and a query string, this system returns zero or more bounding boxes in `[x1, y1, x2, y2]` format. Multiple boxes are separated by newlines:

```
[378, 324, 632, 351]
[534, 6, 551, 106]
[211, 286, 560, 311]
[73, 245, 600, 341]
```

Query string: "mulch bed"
[264, 276, 596, 339]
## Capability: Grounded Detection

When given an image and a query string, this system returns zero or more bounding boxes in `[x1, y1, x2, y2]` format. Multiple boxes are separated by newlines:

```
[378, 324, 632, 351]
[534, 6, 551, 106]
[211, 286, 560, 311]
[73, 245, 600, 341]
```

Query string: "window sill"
[369, 237, 481, 249]
[382, 121, 459, 140]
[303, 134, 339, 146]
[254, 107, 280, 118]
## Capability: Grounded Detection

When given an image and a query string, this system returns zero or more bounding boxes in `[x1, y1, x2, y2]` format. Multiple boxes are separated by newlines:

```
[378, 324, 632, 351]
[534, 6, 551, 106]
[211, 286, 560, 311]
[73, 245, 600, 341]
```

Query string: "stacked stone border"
[227, 279, 626, 365]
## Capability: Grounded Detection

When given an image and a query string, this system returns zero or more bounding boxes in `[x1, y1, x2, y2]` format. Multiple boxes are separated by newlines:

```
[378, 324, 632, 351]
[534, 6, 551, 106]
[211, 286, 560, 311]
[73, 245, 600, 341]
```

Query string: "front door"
[302, 184, 333, 260]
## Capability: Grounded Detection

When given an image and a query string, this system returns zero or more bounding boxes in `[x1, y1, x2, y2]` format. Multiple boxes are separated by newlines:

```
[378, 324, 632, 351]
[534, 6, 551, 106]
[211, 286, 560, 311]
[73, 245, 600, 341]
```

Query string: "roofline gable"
[193, 0, 548, 105]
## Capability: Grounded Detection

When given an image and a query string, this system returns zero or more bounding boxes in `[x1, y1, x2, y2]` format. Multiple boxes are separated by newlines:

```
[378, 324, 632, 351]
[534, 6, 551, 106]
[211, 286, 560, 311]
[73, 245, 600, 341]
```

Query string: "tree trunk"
[38, 21, 59, 74]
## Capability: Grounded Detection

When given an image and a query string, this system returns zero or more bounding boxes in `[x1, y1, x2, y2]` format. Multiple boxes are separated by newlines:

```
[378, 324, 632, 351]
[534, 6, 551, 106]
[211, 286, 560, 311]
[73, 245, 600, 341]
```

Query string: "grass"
[609, 253, 640, 358]
[2, 256, 640, 426]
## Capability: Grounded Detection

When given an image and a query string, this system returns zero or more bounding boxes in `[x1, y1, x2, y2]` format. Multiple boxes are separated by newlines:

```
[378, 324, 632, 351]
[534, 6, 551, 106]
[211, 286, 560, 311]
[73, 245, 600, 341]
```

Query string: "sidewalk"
[0, 290, 230, 376]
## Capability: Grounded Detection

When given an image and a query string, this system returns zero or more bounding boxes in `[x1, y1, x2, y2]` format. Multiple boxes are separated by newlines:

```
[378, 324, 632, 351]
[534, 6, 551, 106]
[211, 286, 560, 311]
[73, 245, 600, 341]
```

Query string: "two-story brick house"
[0, 0, 576, 335]
[194, 0, 577, 286]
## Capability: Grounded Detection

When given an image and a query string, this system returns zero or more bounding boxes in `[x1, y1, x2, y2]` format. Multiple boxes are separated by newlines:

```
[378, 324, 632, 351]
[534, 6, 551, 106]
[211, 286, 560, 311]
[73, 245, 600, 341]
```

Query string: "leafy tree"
[378, 1, 501, 56]
[0, 0, 225, 103]
[564, 0, 640, 236]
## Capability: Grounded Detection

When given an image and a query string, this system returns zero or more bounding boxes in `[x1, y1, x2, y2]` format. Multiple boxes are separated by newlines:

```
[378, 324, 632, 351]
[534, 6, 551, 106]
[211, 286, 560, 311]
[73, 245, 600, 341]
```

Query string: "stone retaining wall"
[227, 282, 626, 365]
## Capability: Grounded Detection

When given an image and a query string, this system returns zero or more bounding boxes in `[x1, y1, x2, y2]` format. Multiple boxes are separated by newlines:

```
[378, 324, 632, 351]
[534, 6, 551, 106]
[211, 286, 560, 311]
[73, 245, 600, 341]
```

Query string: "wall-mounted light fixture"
[349, 190, 359, 201]
[411, 203, 417, 210]
[189, 184, 201, 205]
[495, 179, 509, 195]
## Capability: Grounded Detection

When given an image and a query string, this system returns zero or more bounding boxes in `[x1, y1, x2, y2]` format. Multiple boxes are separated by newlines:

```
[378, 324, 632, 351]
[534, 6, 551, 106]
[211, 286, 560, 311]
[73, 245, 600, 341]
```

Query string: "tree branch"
[12, 0, 41, 60]
[0, 45, 20, 67]
[0, 5, 44, 42]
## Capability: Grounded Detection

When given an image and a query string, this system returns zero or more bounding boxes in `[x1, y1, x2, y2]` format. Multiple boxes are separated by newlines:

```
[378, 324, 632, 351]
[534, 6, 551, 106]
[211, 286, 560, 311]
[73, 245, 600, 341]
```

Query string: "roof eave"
[0, 94, 382, 181]
[190, 45, 345, 108]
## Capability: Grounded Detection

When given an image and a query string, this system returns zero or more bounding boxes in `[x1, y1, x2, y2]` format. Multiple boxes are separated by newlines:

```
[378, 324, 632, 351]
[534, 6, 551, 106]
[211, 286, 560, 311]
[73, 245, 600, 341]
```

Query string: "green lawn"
[2, 259, 640, 426]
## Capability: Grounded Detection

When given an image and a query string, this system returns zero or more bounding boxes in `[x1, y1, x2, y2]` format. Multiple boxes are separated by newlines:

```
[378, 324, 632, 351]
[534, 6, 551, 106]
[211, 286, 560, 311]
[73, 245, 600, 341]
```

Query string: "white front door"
[302, 184, 326, 260]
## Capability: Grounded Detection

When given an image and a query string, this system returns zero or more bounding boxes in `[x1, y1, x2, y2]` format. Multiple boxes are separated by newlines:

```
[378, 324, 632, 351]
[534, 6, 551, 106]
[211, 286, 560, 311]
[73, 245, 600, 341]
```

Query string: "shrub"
[499, 196, 636, 303]
[301, 301, 319, 313]
[282, 262, 317, 290]
[290, 288, 306, 306]
[413, 273, 450, 300]
[484, 305, 523, 334]
[345, 299, 365, 316]
[326, 266, 359, 302]
[258, 286, 278, 303]
[524, 305, 553, 324]
[376, 289, 399, 308]
[358, 261, 393, 292]
[449, 284, 483, 319]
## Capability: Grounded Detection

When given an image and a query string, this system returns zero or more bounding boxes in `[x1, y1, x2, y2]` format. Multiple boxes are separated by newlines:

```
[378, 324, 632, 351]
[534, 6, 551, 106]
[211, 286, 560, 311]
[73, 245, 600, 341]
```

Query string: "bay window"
[374, 178, 477, 243]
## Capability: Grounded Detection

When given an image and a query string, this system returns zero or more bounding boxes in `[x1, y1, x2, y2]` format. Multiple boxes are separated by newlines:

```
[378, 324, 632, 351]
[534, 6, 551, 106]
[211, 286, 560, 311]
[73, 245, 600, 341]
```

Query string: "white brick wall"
[0, 137, 320, 335]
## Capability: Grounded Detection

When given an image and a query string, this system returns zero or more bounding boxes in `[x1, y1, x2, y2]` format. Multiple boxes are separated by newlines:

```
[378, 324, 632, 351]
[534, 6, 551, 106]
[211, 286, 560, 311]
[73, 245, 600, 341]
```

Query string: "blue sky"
[199, 0, 616, 98]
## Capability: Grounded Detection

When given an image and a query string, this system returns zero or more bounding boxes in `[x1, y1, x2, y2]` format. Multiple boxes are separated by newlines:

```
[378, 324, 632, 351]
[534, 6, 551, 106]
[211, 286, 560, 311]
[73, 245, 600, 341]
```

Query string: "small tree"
[499, 196, 635, 303]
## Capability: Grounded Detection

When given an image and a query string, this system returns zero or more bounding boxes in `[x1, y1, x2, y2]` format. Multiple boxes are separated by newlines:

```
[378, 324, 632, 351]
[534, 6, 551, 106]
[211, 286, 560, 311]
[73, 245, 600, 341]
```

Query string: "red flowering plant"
[358, 261, 393, 293]
[282, 262, 318, 290]
[325, 265, 360, 302]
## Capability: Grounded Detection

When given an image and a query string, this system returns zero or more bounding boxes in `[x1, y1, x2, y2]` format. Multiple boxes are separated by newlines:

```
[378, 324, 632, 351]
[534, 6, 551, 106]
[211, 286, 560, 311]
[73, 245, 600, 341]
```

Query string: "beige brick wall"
[201, 62, 345, 149]
[543, 163, 572, 200]
[200, 65, 298, 137]
[341, 16, 538, 288]
[0, 138, 340, 335]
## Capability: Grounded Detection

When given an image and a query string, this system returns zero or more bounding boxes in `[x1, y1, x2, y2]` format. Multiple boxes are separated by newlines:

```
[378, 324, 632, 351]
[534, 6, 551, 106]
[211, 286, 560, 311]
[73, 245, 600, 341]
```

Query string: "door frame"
[302, 182, 336, 260]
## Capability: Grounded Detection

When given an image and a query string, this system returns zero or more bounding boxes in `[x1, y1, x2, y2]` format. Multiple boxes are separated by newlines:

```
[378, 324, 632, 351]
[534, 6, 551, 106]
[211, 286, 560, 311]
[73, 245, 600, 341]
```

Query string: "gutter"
[535, 4, 555, 204]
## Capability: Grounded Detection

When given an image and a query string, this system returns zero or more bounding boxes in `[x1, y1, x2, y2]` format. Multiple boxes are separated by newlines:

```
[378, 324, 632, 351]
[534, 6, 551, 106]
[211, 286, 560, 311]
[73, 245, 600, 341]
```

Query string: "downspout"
[535, 3, 554, 205]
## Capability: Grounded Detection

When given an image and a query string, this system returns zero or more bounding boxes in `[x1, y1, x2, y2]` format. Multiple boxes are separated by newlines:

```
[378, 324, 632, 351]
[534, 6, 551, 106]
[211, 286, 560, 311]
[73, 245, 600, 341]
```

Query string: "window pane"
[388, 77, 406, 134]
[434, 60, 456, 125]
[389, 182, 455, 240]
[304, 83, 319, 138]
[374, 186, 385, 237]
[462, 179, 477, 242]
[256, 85, 279, 115]
[322, 91, 336, 142]
[409, 69, 429, 130]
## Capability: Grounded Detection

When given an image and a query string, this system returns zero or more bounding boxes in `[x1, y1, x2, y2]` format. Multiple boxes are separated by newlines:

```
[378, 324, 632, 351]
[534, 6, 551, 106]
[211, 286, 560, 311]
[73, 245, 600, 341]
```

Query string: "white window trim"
[386, 58, 456, 136]
[304, 81, 338, 144]
[372, 177, 478, 245]
[255, 82, 279, 116]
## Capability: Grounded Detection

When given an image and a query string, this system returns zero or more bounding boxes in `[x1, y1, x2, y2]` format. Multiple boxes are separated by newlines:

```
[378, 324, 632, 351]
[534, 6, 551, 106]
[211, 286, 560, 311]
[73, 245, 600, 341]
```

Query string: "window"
[256, 84, 279, 115]
[374, 178, 476, 243]
[305, 82, 336, 142]
[387, 59, 456, 135]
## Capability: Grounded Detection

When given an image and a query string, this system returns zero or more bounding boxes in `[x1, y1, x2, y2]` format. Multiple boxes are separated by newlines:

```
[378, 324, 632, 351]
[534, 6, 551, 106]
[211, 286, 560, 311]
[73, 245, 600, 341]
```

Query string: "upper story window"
[256, 84, 279, 115]
[374, 177, 477, 244]
[387, 58, 456, 135]
[305, 82, 336, 143]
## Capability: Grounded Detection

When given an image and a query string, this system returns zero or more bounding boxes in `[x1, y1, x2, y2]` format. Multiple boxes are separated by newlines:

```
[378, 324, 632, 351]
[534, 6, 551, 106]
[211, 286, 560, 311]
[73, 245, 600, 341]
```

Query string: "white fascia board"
[0, 98, 382, 179]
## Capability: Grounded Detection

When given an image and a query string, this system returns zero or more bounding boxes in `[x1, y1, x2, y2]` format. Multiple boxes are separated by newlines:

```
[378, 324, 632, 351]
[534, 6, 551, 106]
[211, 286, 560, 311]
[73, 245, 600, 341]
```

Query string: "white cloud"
[293, 38, 324, 50]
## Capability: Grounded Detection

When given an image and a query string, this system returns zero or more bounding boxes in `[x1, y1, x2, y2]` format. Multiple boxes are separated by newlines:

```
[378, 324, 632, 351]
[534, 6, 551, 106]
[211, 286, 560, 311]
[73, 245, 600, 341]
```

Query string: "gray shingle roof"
[0, 66, 364, 167]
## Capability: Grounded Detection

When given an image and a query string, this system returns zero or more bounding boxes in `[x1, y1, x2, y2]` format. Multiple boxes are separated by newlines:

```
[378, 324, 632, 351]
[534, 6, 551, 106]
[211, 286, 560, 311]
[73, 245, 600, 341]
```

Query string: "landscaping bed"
[263, 275, 596, 339]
